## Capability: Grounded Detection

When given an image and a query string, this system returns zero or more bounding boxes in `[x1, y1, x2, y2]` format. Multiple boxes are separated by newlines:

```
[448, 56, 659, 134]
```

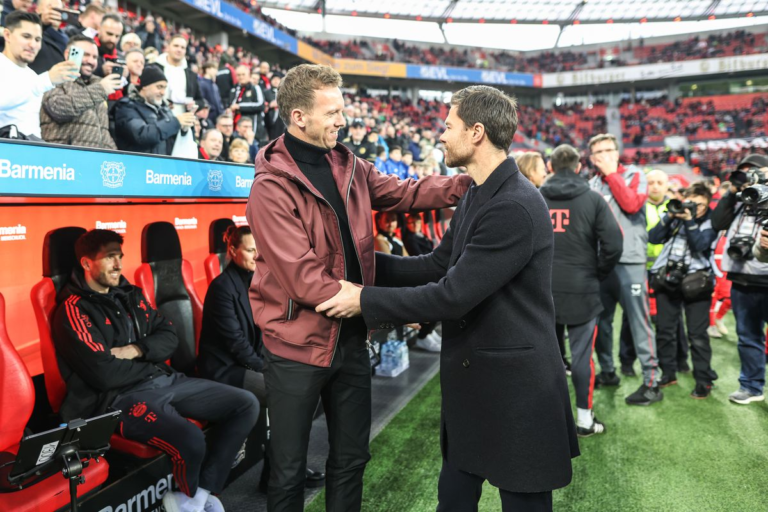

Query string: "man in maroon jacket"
[246, 64, 471, 512]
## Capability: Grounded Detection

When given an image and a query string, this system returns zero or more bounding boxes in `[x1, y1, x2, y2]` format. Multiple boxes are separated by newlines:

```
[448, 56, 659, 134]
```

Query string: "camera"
[727, 235, 756, 261]
[663, 259, 688, 287]
[667, 199, 697, 215]
[741, 183, 768, 209]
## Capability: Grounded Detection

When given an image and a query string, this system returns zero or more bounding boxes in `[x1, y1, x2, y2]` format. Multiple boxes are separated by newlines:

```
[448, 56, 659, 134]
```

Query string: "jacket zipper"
[286, 298, 294, 321]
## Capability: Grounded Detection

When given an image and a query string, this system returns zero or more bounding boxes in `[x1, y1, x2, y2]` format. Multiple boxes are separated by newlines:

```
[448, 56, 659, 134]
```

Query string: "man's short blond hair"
[277, 64, 342, 126]
[588, 133, 619, 152]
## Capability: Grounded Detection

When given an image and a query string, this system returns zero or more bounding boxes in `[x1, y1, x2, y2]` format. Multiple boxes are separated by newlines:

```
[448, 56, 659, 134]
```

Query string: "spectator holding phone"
[94, 13, 123, 77]
[114, 66, 195, 155]
[0, 0, 33, 27]
[29, 0, 68, 74]
[0, 11, 78, 138]
[41, 35, 119, 149]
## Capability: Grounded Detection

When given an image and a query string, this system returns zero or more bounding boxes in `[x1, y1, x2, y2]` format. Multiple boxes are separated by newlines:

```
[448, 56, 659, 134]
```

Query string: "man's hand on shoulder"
[111, 344, 144, 360]
[316, 280, 362, 318]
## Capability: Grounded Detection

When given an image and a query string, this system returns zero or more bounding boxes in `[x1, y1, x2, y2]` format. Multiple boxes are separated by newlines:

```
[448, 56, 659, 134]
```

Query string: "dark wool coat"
[361, 158, 580, 492]
[198, 263, 264, 386]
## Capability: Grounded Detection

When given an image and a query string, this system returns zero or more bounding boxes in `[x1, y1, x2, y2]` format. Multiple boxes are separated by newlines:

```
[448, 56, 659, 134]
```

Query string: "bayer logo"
[101, 161, 126, 188]
[208, 169, 224, 191]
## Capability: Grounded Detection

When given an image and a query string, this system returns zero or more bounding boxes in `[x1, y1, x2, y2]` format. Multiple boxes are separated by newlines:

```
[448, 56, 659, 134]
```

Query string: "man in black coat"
[540, 144, 623, 438]
[317, 86, 579, 511]
[114, 66, 195, 155]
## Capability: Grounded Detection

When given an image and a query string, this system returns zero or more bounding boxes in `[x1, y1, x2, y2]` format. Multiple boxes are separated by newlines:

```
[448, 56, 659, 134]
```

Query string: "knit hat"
[139, 65, 167, 89]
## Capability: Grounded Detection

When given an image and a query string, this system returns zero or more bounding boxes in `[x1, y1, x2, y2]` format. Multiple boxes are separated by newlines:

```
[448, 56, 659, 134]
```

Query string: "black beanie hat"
[139, 65, 167, 89]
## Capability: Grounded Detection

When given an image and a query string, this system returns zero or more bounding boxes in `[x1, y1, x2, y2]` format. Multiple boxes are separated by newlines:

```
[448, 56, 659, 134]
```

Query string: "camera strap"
[733, 205, 759, 238]
[668, 222, 691, 266]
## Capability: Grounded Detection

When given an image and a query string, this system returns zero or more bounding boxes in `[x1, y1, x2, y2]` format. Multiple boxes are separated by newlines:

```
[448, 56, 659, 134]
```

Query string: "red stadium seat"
[135, 222, 203, 375]
[204, 218, 236, 285]
[1, 292, 109, 512]
[32, 227, 162, 459]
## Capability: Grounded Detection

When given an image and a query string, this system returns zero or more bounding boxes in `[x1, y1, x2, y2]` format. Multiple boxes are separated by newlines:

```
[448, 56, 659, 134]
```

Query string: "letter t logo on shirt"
[550, 209, 570, 233]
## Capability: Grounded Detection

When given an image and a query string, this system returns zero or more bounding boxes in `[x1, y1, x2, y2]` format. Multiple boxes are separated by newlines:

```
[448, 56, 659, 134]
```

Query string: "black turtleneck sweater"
[283, 131, 367, 346]
[284, 131, 363, 286]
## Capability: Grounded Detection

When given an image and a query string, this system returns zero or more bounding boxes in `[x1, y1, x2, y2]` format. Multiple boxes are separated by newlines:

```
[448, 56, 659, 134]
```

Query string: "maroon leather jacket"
[246, 134, 472, 367]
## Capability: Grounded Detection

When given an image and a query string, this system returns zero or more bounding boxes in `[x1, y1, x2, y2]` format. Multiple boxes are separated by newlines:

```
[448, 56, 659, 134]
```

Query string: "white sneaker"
[426, 332, 442, 346]
[707, 325, 723, 339]
[715, 318, 729, 335]
[415, 336, 441, 352]
[163, 492, 201, 512]
[204, 495, 225, 512]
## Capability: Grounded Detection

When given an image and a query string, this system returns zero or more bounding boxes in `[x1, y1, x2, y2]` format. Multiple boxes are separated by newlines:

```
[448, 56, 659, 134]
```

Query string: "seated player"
[52, 229, 259, 512]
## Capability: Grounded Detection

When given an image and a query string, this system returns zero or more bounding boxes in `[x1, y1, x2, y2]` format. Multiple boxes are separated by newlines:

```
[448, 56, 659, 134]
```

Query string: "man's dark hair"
[65, 34, 97, 51]
[549, 144, 581, 173]
[75, 229, 124, 262]
[101, 13, 124, 26]
[684, 182, 713, 203]
[450, 85, 518, 152]
[5, 11, 42, 31]
[389, 145, 402, 154]
[202, 62, 217, 73]
[377, 145, 386, 157]
[403, 150, 413, 158]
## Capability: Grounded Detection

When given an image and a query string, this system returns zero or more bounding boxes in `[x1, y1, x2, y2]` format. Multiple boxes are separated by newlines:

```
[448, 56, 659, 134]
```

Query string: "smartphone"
[111, 65, 124, 77]
[53, 7, 80, 22]
[68, 46, 84, 70]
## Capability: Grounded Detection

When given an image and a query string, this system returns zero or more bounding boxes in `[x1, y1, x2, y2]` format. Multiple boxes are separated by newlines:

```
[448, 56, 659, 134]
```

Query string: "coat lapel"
[225, 265, 255, 339]
[450, 159, 519, 266]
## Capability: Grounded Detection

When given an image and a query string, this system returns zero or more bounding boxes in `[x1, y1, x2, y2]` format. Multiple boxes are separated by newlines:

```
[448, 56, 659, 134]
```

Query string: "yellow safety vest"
[646, 199, 669, 269]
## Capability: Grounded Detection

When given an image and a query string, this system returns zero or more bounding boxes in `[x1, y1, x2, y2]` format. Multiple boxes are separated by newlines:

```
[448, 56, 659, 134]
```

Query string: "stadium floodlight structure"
[256, 0, 768, 24]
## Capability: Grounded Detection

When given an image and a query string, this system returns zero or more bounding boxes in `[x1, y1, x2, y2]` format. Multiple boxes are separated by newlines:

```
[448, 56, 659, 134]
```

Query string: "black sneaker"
[678, 361, 691, 373]
[659, 373, 678, 388]
[620, 364, 636, 377]
[597, 371, 621, 387]
[576, 417, 607, 438]
[691, 383, 712, 399]
[625, 384, 664, 406]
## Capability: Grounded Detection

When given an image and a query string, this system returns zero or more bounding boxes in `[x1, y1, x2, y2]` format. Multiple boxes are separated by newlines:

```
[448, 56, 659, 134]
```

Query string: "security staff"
[342, 118, 377, 163]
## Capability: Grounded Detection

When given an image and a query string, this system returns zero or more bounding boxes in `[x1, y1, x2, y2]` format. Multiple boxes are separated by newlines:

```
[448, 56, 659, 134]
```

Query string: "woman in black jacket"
[198, 225, 264, 389]
[197, 225, 325, 490]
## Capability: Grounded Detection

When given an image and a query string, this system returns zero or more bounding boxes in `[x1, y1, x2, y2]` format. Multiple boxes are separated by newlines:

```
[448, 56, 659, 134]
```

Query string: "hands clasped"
[316, 280, 362, 318]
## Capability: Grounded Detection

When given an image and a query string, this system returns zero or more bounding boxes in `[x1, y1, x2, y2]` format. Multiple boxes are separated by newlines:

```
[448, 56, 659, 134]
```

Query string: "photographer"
[649, 183, 719, 399]
[711, 154, 768, 405]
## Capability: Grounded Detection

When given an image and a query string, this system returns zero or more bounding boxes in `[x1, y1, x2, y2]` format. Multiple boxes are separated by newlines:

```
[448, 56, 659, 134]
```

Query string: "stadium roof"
[258, 0, 768, 24]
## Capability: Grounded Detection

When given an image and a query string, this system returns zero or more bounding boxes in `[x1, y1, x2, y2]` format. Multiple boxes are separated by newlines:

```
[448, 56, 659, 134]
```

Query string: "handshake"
[315, 281, 362, 318]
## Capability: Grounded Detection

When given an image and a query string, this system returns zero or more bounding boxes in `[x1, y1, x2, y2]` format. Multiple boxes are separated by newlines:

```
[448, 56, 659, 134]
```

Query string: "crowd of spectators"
[622, 96, 768, 146]
[1, 0, 766, 183]
[297, 30, 762, 74]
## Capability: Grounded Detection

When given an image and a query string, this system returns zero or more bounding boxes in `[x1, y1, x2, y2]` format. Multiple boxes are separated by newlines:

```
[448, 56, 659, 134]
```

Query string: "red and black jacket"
[52, 270, 178, 421]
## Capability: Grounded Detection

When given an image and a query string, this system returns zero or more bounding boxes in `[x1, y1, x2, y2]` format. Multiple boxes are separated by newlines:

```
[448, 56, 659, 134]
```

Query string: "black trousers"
[655, 291, 718, 385]
[436, 458, 553, 512]
[112, 373, 259, 495]
[263, 338, 372, 512]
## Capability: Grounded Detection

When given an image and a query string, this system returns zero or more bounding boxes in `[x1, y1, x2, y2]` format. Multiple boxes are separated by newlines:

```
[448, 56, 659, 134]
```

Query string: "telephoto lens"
[741, 184, 768, 206]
